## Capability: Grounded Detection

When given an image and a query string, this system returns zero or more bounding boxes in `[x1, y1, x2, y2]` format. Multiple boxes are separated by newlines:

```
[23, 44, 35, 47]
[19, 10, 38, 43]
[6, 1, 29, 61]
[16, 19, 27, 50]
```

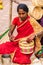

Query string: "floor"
[0, 54, 43, 65]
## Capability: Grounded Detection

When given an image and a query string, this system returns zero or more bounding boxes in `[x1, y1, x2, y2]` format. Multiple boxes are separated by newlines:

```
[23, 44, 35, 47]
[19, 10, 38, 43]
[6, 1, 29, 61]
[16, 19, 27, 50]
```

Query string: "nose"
[20, 14, 23, 18]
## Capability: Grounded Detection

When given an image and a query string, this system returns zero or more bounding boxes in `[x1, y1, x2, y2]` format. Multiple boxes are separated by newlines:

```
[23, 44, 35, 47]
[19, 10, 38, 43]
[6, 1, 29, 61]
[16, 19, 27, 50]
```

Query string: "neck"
[21, 15, 28, 21]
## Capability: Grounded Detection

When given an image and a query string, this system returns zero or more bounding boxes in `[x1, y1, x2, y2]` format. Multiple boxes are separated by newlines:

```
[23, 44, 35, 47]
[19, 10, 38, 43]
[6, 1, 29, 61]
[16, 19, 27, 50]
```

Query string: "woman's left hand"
[26, 33, 35, 43]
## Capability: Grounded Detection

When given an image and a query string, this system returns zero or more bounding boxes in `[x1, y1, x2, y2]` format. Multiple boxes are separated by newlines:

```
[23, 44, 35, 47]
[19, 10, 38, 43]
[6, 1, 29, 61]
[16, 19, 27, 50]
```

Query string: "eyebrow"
[18, 13, 25, 14]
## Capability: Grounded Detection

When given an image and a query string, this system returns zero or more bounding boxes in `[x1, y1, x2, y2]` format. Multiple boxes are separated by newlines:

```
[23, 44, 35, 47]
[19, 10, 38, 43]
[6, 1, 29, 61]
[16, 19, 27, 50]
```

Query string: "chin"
[21, 18, 26, 21]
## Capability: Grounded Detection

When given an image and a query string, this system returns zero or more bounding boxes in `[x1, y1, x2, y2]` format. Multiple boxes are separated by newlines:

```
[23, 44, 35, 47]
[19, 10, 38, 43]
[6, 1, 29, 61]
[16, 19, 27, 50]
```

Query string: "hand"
[8, 32, 11, 37]
[8, 32, 15, 41]
[9, 35, 15, 42]
[26, 34, 35, 43]
[26, 38, 32, 43]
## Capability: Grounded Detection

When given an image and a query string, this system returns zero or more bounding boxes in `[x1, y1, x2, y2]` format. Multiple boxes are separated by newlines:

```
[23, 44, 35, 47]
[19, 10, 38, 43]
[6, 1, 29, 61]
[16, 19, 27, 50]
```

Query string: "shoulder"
[13, 17, 19, 21]
[12, 17, 19, 25]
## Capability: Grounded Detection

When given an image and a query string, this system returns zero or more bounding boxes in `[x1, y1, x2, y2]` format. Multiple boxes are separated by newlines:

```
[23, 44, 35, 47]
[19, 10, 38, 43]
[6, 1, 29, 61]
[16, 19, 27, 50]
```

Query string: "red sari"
[0, 16, 34, 64]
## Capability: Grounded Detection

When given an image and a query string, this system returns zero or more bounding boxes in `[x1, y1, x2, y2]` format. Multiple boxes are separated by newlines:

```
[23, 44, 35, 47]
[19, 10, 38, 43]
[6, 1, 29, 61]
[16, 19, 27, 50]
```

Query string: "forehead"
[18, 9, 26, 13]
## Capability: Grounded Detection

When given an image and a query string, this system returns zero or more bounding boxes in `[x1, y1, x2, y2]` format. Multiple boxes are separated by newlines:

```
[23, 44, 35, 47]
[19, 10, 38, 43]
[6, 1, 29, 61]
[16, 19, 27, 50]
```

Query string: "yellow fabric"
[29, 16, 43, 53]
[29, 16, 43, 36]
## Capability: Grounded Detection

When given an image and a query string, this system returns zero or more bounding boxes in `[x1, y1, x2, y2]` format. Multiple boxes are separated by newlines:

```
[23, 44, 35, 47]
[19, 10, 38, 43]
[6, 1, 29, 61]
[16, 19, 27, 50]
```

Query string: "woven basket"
[30, 7, 42, 20]
[19, 38, 34, 54]
[32, 0, 43, 7]
[38, 0, 43, 7]
[32, 0, 38, 6]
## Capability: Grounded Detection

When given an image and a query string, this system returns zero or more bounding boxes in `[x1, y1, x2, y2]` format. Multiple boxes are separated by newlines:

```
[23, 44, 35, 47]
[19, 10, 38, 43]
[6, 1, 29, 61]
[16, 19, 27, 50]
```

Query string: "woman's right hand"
[9, 35, 15, 42]
[8, 32, 15, 42]
[8, 24, 16, 41]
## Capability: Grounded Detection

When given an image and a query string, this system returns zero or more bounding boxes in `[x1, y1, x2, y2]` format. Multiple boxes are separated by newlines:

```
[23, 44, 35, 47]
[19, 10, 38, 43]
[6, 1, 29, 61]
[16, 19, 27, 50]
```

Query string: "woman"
[0, 4, 43, 64]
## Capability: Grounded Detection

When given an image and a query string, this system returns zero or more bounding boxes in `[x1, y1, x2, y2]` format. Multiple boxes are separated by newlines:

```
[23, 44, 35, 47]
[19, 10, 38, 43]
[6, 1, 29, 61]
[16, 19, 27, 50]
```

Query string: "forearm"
[35, 36, 42, 53]
[8, 24, 16, 36]
[36, 31, 43, 40]
[8, 24, 16, 42]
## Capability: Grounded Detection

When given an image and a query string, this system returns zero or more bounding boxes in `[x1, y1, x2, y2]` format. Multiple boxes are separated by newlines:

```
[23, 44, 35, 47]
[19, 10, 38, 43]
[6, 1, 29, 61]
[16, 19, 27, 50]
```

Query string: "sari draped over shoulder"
[29, 16, 43, 53]
[29, 16, 43, 35]
[14, 17, 34, 41]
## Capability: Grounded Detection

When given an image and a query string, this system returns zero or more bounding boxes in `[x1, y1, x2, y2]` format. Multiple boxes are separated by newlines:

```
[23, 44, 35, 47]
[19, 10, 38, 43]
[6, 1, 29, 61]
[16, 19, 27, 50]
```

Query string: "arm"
[8, 24, 16, 41]
[35, 36, 42, 53]
[26, 33, 35, 42]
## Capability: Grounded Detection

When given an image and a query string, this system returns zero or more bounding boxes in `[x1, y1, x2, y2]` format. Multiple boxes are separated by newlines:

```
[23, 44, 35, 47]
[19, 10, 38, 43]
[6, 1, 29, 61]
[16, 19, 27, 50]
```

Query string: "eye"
[18, 13, 21, 15]
[22, 13, 25, 14]
[41, 7, 43, 9]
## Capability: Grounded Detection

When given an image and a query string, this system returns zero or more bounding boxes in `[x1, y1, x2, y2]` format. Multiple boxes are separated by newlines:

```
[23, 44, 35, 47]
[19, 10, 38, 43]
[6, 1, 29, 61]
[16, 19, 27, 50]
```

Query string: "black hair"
[17, 4, 29, 13]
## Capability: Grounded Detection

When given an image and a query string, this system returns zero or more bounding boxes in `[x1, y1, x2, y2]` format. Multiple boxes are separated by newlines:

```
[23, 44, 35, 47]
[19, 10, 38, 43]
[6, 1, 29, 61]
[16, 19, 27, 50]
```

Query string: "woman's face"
[18, 9, 28, 21]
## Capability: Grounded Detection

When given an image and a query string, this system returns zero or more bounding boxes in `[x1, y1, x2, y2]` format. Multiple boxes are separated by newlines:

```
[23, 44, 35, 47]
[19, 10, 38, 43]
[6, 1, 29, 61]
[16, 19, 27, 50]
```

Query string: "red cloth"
[12, 16, 34, 39]
[12, 47, 33, 64]
[0, 16, 34, 64]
